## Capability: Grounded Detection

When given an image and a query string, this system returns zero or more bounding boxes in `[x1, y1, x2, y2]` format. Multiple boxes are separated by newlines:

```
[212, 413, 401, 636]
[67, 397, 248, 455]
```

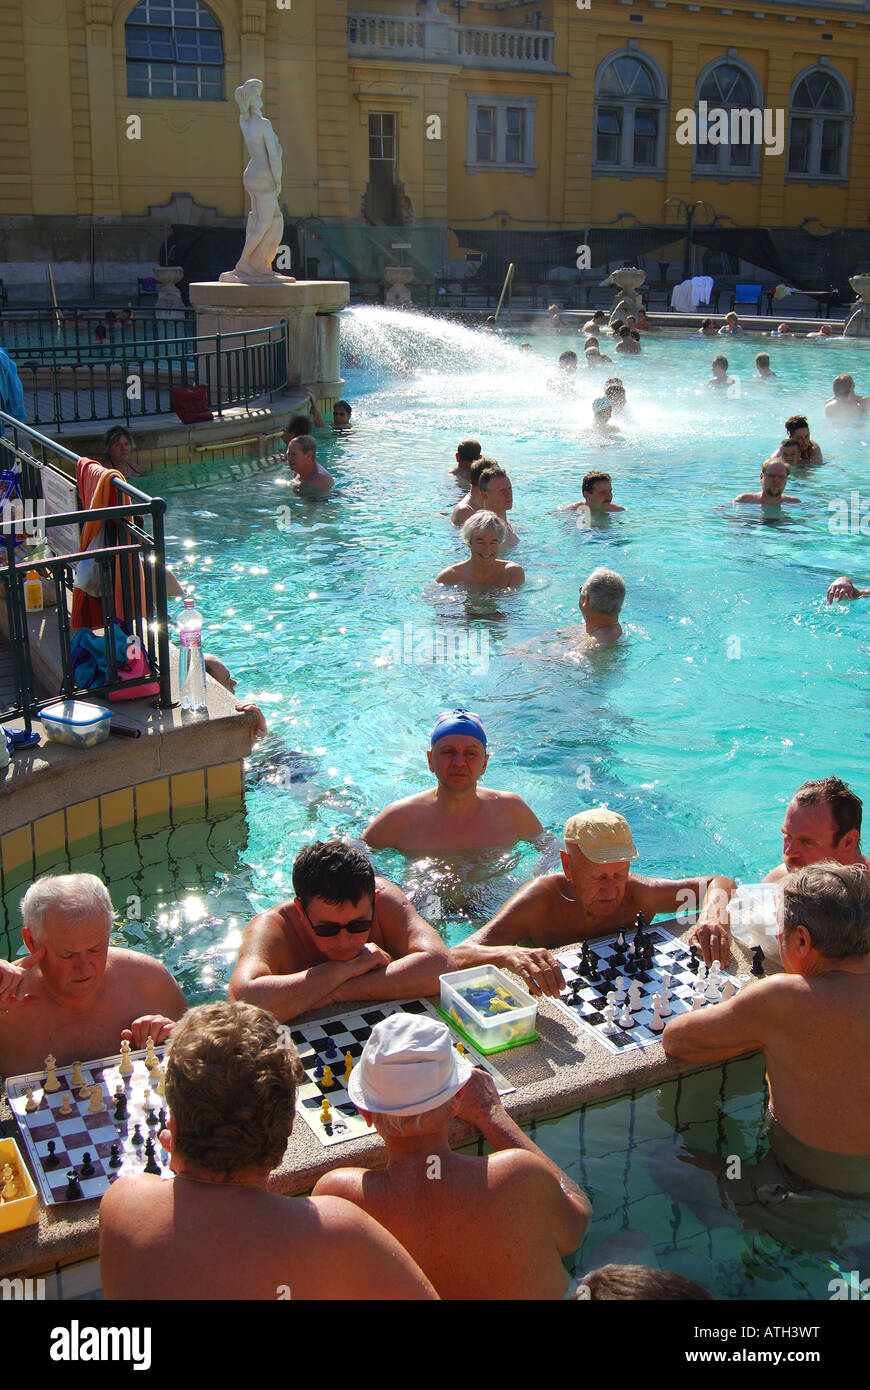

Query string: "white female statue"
[221, 78, 295, 283]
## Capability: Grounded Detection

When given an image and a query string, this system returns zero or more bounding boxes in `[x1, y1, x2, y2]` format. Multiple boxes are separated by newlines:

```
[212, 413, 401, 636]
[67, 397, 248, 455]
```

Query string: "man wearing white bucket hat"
[313, 1012, 589, 1300]
[451, 808, 728, 996]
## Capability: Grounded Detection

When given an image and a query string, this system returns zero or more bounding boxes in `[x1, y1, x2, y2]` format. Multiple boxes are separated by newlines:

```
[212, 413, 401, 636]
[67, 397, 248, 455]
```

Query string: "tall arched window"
[693, 60, 762, 176]
[788, 67, 851, 180]
[126, 0, 224, 100]
[594, 51, 667, 174]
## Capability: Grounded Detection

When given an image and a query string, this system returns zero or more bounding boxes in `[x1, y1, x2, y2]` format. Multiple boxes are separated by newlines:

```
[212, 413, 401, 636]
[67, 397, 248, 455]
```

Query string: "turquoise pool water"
[6, 307, 870, 1298]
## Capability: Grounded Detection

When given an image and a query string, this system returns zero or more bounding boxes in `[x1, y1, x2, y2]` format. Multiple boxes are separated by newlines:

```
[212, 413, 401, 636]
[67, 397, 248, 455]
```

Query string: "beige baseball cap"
[564, 808, 639, 863]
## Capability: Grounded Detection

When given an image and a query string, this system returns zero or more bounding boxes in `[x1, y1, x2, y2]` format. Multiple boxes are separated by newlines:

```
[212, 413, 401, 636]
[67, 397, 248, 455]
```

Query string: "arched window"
[693, 60, 762, 176]
[788, 67, 851, 180]
[594, 51, 667, 174]
[126, 0, 224, 100]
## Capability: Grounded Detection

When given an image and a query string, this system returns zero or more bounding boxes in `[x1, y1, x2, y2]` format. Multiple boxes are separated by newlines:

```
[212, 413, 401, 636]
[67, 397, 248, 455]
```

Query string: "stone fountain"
[843, 274, 870, 337]
[604, 266, 647, 321]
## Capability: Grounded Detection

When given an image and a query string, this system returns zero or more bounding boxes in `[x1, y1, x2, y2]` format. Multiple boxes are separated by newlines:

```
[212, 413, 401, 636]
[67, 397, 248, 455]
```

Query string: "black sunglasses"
[300, 897, 377, 938]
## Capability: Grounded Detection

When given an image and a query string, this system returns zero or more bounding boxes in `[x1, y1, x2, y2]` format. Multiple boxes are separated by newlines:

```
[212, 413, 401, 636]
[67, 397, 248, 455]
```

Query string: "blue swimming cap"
[430, 708, 487, 748]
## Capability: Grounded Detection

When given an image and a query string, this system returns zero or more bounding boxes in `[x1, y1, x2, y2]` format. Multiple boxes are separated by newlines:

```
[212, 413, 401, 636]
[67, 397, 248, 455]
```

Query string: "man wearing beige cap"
[313, 1013, 589, 1299]
[450, 808, 728, 995]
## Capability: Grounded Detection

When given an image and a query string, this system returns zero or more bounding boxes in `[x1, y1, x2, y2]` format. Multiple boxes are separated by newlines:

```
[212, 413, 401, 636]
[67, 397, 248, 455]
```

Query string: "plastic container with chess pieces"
[438, 966, 538, 1054]
[728, 883, 782, 962]
[0, 1137, 39, 1232]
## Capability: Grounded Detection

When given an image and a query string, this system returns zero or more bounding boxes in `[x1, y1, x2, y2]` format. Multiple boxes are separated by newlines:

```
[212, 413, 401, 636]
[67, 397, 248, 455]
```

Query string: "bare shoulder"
[100, 1171, 164, 1226]
[106, 947, 175, 983]
[504, 563, 525, 585]
[312, 1168, 365, 1201]
[436, 566, 460, 584]
[485, 1147, 562, 1194]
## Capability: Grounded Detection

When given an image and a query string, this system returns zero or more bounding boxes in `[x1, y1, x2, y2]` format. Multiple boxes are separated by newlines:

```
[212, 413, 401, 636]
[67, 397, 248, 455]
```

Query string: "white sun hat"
[347, 1012, 473, 1117]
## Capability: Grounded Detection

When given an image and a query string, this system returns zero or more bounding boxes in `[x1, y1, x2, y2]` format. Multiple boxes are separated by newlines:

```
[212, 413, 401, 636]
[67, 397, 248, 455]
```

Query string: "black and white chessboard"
[553, 925, 739, 1055]
[286, 998, 515, 1147]
[6, 1047, 170, 1205]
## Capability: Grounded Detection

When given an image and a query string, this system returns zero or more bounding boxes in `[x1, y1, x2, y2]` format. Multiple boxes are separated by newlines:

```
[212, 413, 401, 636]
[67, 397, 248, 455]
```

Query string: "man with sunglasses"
[229, 841, 449, 1022]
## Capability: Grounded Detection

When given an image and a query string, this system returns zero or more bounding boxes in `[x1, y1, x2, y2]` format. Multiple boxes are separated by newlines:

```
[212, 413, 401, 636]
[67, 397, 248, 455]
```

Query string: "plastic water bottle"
[178, 597, 207, 712]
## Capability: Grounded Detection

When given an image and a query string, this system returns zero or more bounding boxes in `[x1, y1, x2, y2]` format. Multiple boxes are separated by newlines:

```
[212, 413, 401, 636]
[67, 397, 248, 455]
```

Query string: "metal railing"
[0, 412, 173, 726]
[0, 307, 196, 355]
[7, 321, 288, 430]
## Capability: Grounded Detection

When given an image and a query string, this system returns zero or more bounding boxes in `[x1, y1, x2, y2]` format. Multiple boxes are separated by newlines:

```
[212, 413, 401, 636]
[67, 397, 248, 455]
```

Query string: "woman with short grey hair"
[436, 511, 525, 590]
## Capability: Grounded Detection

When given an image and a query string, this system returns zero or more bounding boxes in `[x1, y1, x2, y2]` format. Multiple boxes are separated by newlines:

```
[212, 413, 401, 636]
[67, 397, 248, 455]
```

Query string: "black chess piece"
[614, 930, 627, 954]
[109, 1142, 122, 1169]
[157, 1107, 167, 1129]
[750, 946, 766, 978]
[80, 1151, 95, 1178]
[586, 949, 600, 980]
[143, 1138, 161, 1176]
[578, 944, 591, 975]
[688, 945, 700, 974]
[131, 1123, 144, 1147]
[146, 1105, 159, 1126]
[65, 1169, 83, 1201]
[45, 1140, 58, 1169]
[113, 1091, 128, 1123]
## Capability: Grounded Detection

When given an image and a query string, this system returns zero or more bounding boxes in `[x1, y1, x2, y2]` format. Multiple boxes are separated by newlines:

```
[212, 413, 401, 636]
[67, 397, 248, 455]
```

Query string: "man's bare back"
[364, 787, 541, 854]
[100, 1174, 436, 1300]
[0, 948, 185, 1078]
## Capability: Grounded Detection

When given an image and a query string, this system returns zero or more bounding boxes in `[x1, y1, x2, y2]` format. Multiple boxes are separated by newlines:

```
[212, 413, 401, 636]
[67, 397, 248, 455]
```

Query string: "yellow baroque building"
[2, 0, 870, 293]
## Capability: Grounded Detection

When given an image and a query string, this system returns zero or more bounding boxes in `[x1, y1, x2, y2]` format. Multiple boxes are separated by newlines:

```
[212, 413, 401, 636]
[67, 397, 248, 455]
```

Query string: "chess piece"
[65, 1169, 83, 1201]
[691, 994, 704, 1011]
[659, 990, 673, 1018]
[721, 977, 738, 1001]
[660, 971, 672, 995]
[455, 1041, 465, 1056]
[615, 930, 627, 953]
[113, 1089, 129, 1123]
[2, 1172, 15, 1201]
[324, 1036, 338, 1060]
[80, 1151, 95, 1178]
[109, 1142, 122, 1169]
[313, 1058, 324, 1080]
[45, 1140, 58, 1169]
[344, 1050, 353, 1084]
[154, 1064, 166, 1098]
[322, 1065, 334, 1089]
[44, 1054, 61, 1093]
[750, 946, 765, 978]
[586, 949, 600, 980]
[688, 945, 700, 975]
[648, 993, 665, 1033]
[601, 1001, 619, 1034]
[118, 1040, 133, 1077]
[613, 975, 626, 1003]
[71, 1061, 85, 1088]
[144, 1036, 158, 1071]
[628, 980, 643, 1012]
[59, 1092, 73, 1117]
[143, 1138, 161, 1175]
[131, 1123, 144, 1147]
[618, 1002, 633, 1029]
[319, 1098, 332, 1124]
[705, 973, 721, 1004]
[88, 1083, 105, 1114]
[24, 1088, 38, 1113]
[157, 1107, 167, 1130]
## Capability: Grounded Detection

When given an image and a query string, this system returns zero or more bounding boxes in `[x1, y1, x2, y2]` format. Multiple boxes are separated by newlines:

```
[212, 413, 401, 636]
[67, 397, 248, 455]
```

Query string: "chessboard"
[552, 920, 740, 1055]
[6, 1045, 170, 1206]
[286, 998, 515, 1147]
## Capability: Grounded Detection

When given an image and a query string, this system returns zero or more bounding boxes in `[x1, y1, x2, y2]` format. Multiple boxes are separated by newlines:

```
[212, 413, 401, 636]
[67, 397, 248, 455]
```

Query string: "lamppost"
[663, 198, 717, 280]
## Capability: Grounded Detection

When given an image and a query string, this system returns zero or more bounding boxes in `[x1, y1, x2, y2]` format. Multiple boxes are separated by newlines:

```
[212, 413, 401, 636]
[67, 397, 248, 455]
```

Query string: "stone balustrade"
[347, 13, 556, 71]
[451, 24, 555, 71]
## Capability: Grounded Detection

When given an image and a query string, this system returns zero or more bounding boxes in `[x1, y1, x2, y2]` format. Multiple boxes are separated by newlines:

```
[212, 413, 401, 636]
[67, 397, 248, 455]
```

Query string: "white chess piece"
[118, 1040, 133, 1077]
[628, 980, 644, 1012]
[88, 1083, 105, 1114]
[618, 1002, 633, 1029]
[659, 989, 673, 1017]
[71, 1061, 84, 1088]
[705, 973, 722, 1003]
[648, 993, 665, 1033]
[602, 1002, 619, 1034]
[660, 971, 672, 994]
[721, 977, 738, 1000]
[613, 976, 626, 1003]
[44, 1055, 61, 1093]
[691, 994, 704, 1011]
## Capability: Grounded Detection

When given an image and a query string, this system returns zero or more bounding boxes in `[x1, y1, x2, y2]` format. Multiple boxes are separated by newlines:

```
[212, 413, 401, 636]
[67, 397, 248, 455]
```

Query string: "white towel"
[670, 280, 694, 313]
[690, 275, 714, 307]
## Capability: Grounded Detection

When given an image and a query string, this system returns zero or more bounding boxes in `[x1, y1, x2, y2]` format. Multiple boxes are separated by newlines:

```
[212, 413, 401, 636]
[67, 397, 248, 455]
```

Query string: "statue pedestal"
[384, 266, 414, 308]
[189, 279, 349, 397]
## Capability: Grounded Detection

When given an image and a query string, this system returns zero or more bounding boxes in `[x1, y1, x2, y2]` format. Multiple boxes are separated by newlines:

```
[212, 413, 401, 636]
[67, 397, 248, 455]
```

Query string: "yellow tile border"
[170, 769, 206, 811]
[32, 811, 66, 862]
[1, 825, 34, 884]
[206, 761, 243, 807]
[134, 777, 171, 825]
[65, 798, 100, 849]
[99, 787, 135, 832]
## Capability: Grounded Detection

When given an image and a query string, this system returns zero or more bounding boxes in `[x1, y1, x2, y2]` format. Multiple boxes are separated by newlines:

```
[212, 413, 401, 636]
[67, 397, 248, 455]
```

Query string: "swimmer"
[547, 350, 579, 394]
[615, 326, 641, 355]
[827, 575, 870, 604]
[772, 437, 801, 469]
[707, 355, 734, 390]
[805, 323, 834, 339]
[450, 438, 482, 483]
[635, 308, 653, 332]
[451, 809, 728, 996]
[733, 458, 799, 505]
[332, 399, 352, 429]
[697, 318, 716, 336]
[585, 344, 612, 368]
[518, 342, 533, 353]
[362, 708, 543, 854]
[824, 373, 870, 423]
[773, 322, 791, 335]
[436, 511, 524, 590]
[785, 415, 823, 465]
[476, 465, 518, 547]
[665, 863, 870, 1196]
[587, 397, 621, 435]
[547, 303, 569, 332]
[451, 457, 494, 526]
[604, 378, 629, 415]
[202, 656, 267, 738]
[103, 426, 142, 479]
[754, 352, 776, 379]
[566, 567, 625, 647]
[718, 312, 744, 336]
[562, 470, 626, 517]
[608, 318, 624, 339]
[286, 435, 334, 493]
[581, 310, 607, 336]
[688, 777, 870, 966]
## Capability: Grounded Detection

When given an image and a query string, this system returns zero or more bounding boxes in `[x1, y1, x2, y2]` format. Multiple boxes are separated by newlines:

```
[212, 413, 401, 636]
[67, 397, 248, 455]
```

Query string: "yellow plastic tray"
[0, 1136, 39, 1232]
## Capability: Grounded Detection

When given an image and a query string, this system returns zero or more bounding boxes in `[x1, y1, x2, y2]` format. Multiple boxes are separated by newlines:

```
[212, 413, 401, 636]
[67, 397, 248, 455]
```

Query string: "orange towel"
[71, 457, 146, 632]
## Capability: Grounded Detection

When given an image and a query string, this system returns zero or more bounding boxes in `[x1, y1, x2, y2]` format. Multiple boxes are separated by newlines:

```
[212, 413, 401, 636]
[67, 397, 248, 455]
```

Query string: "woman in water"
[436, 511, 525, 590]
[103, 426, 141, 479]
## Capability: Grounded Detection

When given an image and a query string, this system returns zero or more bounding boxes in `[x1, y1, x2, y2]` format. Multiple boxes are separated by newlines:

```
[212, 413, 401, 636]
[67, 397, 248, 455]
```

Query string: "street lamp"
[663, 198, 717, 280]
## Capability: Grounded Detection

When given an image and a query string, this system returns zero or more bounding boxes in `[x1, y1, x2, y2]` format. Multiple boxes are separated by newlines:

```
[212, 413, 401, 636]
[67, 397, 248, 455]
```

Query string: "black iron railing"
[5, 321, 288, 430]
[0, 412, 173, 727]
[0, 306, 196, 354]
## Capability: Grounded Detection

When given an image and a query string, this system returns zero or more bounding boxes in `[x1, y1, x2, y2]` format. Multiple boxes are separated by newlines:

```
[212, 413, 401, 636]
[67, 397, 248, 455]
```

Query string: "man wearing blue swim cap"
[362, 708, 542, 854]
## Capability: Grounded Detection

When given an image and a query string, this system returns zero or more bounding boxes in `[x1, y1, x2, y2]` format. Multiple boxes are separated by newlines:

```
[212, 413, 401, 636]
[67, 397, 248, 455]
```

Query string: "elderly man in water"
[688, 777, 870, 967]
[286, 434, 334, 492]
[436, 512, 524, 590]
[100, 1001, 436, 1301]
[664, 862, 870, 1199]
[363, 708, 542, 855]
[313, 1012, 589, 1300]
[0, 874, 187, 1078]
[451, 809, 729, 996]
[229, 840, 449, 1022]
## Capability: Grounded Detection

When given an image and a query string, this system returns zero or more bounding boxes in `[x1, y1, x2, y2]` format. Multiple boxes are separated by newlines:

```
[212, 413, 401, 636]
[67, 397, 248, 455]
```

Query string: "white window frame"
[786, 64, 851, 185]
[466, 95, 538, 176]
[691, 57, 764, 181]
[592, 48, 668, 178]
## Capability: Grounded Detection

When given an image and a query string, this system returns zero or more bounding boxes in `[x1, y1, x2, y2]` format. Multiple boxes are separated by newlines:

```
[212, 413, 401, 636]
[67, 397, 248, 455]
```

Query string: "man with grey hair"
[286, 433, 334, 492]
[313, 1012, 589, 1298]
[665, 861, 870, 1194]
[577, 566, 625, 645]
[0, 874, 187, 1077]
